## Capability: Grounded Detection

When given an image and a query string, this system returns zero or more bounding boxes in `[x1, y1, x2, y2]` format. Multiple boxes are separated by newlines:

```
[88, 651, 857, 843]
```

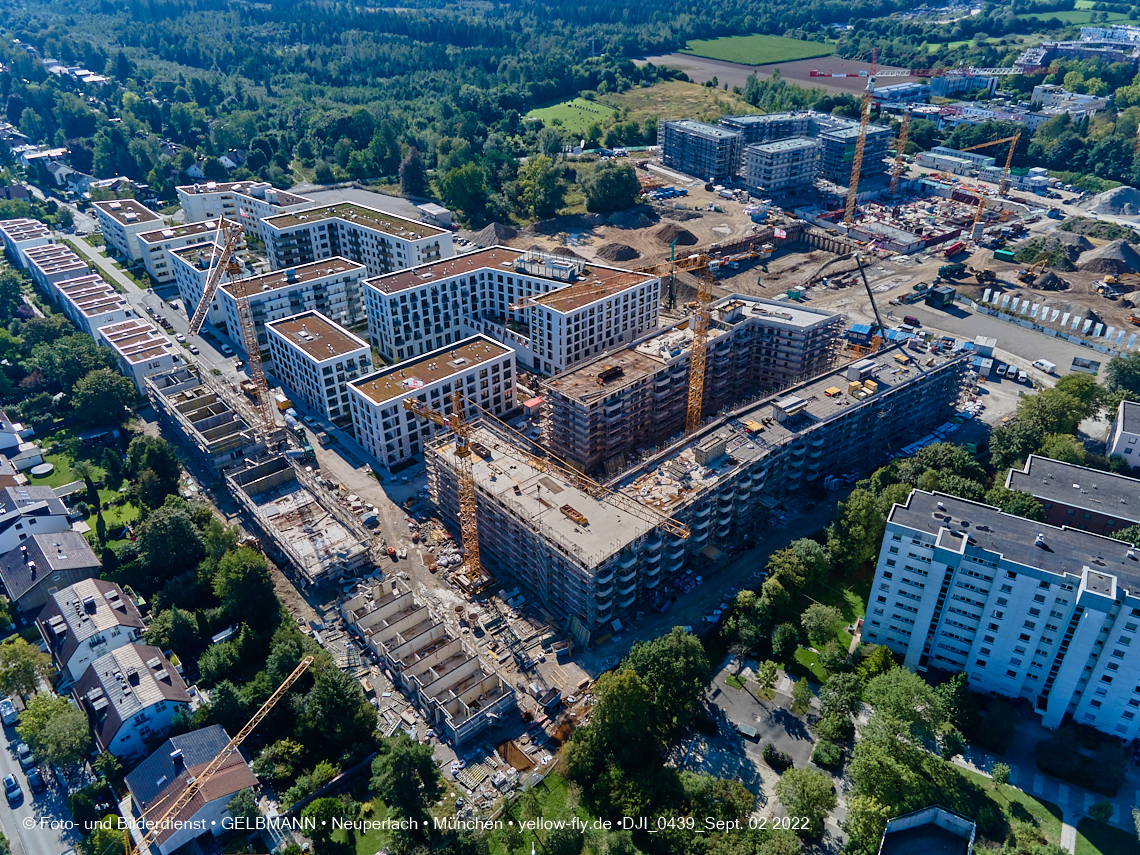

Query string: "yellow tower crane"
[960, 133, 1020, 196]
[402, 391, 488, 593]
[188, 220, 277, 434]
[685, 267, 714, 435]
[124, 656, 314, 855]
[889, 108, 912, 197]
[844, 49, 878, 225]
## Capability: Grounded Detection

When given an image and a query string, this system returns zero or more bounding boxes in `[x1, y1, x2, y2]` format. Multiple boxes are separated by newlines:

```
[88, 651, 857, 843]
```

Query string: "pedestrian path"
[62, 232, 142, 293]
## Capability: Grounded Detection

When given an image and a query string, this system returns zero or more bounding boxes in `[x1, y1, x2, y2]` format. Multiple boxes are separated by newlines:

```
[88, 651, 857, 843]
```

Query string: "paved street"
[0, 722, 79, 855]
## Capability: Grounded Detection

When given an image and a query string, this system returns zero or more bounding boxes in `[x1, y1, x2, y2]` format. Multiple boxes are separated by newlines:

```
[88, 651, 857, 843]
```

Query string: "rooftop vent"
[1035, 533, 1046, 547]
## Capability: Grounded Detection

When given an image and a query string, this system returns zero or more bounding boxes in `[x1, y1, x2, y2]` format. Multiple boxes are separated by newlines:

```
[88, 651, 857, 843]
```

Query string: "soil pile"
[1032, 270, 1068, 291]
[658, 208, 702, 222]
[471, 222, 518, 245]
[1054, 231, 1094, 254]
[1077, 240, 1140, 274]
[1081, 185, 1140, 216]
[527, 244, 584, 260]
[596, 242, 640, 262]
[607, 210, 655, 229]
[653, 223, 698, 246]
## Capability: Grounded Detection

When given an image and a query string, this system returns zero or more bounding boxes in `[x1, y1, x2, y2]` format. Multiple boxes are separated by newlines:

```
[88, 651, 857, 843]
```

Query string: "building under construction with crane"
[541, 295, 844, 475]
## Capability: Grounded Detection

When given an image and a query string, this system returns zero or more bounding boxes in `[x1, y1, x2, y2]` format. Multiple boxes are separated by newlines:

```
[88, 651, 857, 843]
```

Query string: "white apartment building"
[865, 489, 1140, 740]
[55, 274, 135, 338]
[740, 138, 820, 194]
[176, 181, 312, 235]
[266, 311, 372, 422]
[349, 334, 516, 467]
[97, 318, 184, 392]
[364, 247, 660, 375]
[0, 218, 50, 268]
[91, 199, 163, 261]
[136, 217, 239, 284]
[260, 202, 453, 277]
[1108, 399, 1140, 465]
[168, 240, 229, 318]
[23, 244, 89, 299]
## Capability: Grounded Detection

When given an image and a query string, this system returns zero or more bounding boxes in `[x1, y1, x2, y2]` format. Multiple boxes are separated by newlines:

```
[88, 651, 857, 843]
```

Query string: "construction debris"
[1077, 240, 1140, 274]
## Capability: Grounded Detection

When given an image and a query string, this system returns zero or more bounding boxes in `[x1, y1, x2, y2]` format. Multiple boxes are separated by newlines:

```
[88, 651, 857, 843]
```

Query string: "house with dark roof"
[75, 645, 192, 760]
[37, 579, 145, 686]
[0, 530, 98, 615]
[1006, 454, 1140, 535]
[123, 725, 257, 855]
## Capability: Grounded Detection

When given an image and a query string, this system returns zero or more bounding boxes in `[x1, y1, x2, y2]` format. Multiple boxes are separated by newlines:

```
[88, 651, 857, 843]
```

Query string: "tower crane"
[844, 50, 878, 226]
[402, 391, 488, 593]
[685, 266, 714, 435]
[889, 108, 912, 197]
[124, 656, 314, 855]
[187, 220, 277, 434]
[960, 134, 1020, 196]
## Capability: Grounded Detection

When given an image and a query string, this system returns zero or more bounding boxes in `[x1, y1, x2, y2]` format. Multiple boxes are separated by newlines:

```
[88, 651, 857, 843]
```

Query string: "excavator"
[1017, 260, 1047, 283]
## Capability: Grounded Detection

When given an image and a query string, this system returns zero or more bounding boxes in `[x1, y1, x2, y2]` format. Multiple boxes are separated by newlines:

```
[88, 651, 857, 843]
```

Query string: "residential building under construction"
[541, 295, 844, 475]
[341, 578, 516, 745]
[428, 345, 968, 639]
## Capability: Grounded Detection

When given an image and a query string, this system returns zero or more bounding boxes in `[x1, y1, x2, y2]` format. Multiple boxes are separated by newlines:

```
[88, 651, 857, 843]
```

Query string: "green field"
[1015, 8, 1134, 23]
[679, 34, 835, 66]
[1076, 818, 1140, 855]
[525, 97, 616, 135]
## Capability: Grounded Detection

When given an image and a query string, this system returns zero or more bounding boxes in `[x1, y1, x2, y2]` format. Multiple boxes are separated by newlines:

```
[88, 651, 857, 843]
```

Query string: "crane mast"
[685, 267, 714, 435]
[889, 108, 912, 197]
[125, 656, 314, 855]
[844, 50, 877, 225]
[187, 221, 243, 336]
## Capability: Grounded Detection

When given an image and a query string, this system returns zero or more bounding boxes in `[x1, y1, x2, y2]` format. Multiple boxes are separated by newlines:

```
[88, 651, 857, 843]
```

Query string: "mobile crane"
[124, 656, 314, 855]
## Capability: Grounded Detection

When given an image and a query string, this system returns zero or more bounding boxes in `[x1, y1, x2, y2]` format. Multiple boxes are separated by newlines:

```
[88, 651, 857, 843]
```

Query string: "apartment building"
[55, 274, 134, 338]
[97, 318, 184, 392]
[0, 218, 50, 268]
[92, 199, 163, 261]
[542, 295, 843, 474]
[260, 202, 453, 278]
[364, 247, 660, 375]
[864, 489, 1140, 740]
[37, 579, 145, 687]
[659, 120, 743, 181]
[741, 138, 820, 194]
[267, 311, 372, 422]
[812, 114, 893, 185]
[349, 334, 515, 468]
[176, 180, 312, 234]
[719, 113, 813, 144]
[341, 578, 517, 745]
[145, 367, 266, 473]
[0, 529, 99, 615]
[1108, 399, 1140, 464]
[24, 244, 89, 299]
[136, 217, 239, 284]
[76, 644, 192, 760]
[1006, 455, 1140, 535]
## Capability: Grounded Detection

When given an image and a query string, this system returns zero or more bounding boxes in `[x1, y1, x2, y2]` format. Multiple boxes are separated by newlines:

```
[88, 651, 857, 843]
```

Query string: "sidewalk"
[62, 233, 142, 294]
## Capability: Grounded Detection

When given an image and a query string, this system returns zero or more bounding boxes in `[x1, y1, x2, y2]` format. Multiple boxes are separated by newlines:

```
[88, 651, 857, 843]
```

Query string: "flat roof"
[91, 199, 162, 226]
[665, 120, 742, 140]
[747, 137, 819, 153]
[220, 256, 364, 300]
[267, 311, 369, 363]
[891, 490, 1140, 592]
[351, 334, 512, 407]
[57, 275, 128, 316]
[0, 218, 49, 239]
[721, 112, 812, 125]
[1007, 455, 1140, 525]
[264, 201, 447, 237]
[136, 217, 238, 247]
[169, 240, 224, 270]
[880, 825, 970, 855]
[98, 318, 175, 364]
[176, 180, 310, 207]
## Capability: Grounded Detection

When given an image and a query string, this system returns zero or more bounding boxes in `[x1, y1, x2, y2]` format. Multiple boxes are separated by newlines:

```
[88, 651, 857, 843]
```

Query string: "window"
[976, 659, 987, 667]
[1019, 633, 1032, 642]
[1102, 675, 1114, 684]
[1006, 669, 1018, 678]
[1001, 584, 1013, 593]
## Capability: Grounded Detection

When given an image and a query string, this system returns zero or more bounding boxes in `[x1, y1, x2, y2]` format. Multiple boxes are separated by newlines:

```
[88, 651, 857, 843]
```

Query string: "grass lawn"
[486, 774, 594, 855]
[792, 647, 828, 683]
[82, 233, 105, 248]
[725, 674, 746, 689]
[958, 769, 1063, 847]
[1076, 818, 1140, 855]
[601, 81, 752, 126]
[679, 34, 835, 66]
[1015, 8, 1134, 22]
[27, 450, 138, 536]
[526, 97, 616, 136]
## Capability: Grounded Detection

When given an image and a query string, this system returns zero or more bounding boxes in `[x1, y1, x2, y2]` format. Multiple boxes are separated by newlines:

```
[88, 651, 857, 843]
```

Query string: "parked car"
[175, 334, 185, 343]
[0, 698, 16, 725]
[26, 767, 44, 793]
[188, 345, 199, 355]
[16, 743, 35, 770]
[3, 774, 20, 806]
[220, 344, 234, 356]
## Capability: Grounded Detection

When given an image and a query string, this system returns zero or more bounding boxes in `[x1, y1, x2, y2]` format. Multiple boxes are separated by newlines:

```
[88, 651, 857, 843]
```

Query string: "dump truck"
[938, 262, 967, 278]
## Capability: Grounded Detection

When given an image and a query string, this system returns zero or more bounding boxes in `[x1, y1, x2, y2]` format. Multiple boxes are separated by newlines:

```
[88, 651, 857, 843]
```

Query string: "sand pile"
[653, 223, 698, 246]
[1081, 185, 1140, 217]
[1077, 240, 1140, 274]
[596, 242, 640, 262]
[471, 222, 518, 245]
[527, 244, 584, 260]
[607, 210, 655, 229]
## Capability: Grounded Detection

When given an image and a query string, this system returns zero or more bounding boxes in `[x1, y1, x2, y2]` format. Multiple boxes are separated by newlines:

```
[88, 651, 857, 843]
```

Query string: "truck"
[1032, 359, 1057, 375]
[1048, 208, 1064, 219]
[938, 262, 967, 278]
[942, 241, 967, 258]
[993, 248, 1016, 262]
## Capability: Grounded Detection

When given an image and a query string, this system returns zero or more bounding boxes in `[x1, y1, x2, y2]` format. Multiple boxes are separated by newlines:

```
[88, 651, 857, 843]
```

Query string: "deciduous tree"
[801, 604, 842, 644]
[0, 637, 54, 697]
[370, 734, 442, 838]
[624, 626, 710, 732]
[71, 368, 136, 426]
[774, 767, 836, 837]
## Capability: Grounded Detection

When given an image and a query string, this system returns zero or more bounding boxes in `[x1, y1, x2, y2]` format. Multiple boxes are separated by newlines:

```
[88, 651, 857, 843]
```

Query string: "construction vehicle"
[939, 262, 967, 278]
[942, 241, 967, 259]
[890, 107, 912, 197]
[1130, 315, 1140, 326]
[188, 221, 278, 437]
[844, 49, 878, 225]
[960, 134, 1020, 196]
[1017, 260, 1046, 283]
[1097, 281, 1120, 299]
[123, 656, 313, 855]
[970, 267, 996, 283]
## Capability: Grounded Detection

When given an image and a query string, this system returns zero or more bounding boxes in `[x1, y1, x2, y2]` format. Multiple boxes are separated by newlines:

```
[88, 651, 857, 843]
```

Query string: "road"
[0, 722, 80, 855]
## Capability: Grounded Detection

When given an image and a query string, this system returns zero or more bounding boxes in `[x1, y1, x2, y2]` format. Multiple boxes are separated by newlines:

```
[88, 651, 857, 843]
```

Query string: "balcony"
[645, 577, 661, 589]
[618, 568, 638, 584]
[693, 517, 712, 531]
[646, 562, 661, 576]
[619, 553, 637, 569]
[645, 551, 661, 564]
[645, 535, 664, 552]
[716, 523, 732, 539]
[596, 570, 615, 586]
[596, 584, 614, 599]
[619, 592, 637, 609]
[692, 505, 712, 519]
[619, 582, 637, 597]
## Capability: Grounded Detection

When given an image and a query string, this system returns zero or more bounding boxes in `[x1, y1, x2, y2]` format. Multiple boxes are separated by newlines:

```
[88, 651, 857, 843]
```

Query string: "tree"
[398, 147, 427, 198]
[135, 504, 205, 578]
[1017, 390, 1085, 435]
[0, 270, 22, 320]
[991, 762, 1011, 787]
[827, 489, 889, 573]
[933, 672, 975, 732]
[844, 795, 892, 853]
[772, 623, 800, 661]
[227, 788, 260, 822]
[789, 538, 831, 583]
[27, 333, 117, 392]
[439, 162, 489, 226]
[989, 420, 1044, 471]
[516, 155, 563, 218]
[301, 797, 340, 848]
[301, 666, 377, 756]
[575, 669, 659, 770]
[792, 678, 812, 712]
[1054, 373, 1104, 415]
[0, 637, 54, 697]
[581, 160, 640, 213]
[624, 626, 711, 732]
[1108, 352, 1140, 394]
[1089, 800, 1113, 824]
[857, 646, 895, 682]
[773, 767, 836, 837]
[71, 368, 136, 425]
[146, 607, 201, 657]
[537, 126, 563, 160]
[800, 604, 842, 644]
[984, 485, 1046, 521]
[863, 668, 944, 739]
[755, 660, 779, 696]
[370, 734, 442, 837]
[819, 673, 863, 720]
[127, 436, 181, 508]
[1132, 805, 1140, 841]
[213, 547, 275, 624]
[937, 722, 966, 760]
[82, 819, 124, 855]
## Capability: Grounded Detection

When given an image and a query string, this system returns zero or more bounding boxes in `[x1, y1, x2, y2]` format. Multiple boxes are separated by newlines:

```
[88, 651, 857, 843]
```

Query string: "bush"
[813, 712, 853, 744]
[1035, 727, 1126, 796]
[811, 739, 842, 769]
[762, 742, 793, 771]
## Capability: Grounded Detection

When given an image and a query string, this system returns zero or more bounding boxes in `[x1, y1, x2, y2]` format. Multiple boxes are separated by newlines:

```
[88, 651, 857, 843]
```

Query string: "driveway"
[0, 722, 79, 855]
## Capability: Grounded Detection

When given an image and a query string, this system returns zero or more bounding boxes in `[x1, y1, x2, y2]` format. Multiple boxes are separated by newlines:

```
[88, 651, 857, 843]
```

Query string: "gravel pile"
[471, 222, 518, 245]
[1032, 270, 1068, 291]
[1081, 185, 1140, 216]
[607, 210, 655, 229]
[1077, 240, 1140, 274]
